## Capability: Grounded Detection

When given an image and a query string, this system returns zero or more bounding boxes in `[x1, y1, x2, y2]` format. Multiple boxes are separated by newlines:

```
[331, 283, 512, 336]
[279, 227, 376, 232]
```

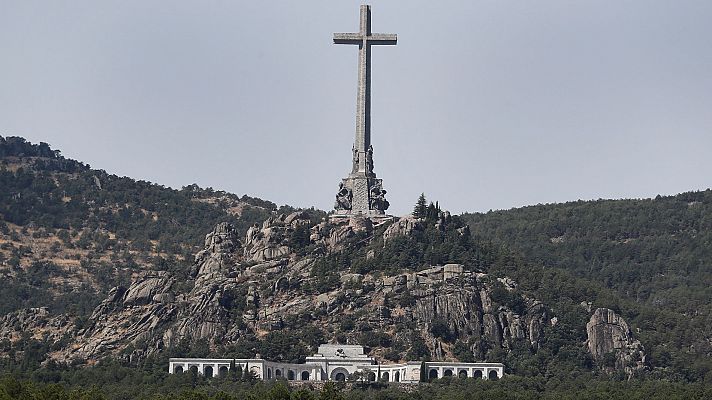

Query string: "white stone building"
[169, 344, 504, 383]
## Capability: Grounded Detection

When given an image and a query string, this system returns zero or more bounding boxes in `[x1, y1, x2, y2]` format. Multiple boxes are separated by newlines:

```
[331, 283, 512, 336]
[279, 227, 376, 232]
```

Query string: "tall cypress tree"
[419, 361, 427, 382]
[229, 359, 237, 381]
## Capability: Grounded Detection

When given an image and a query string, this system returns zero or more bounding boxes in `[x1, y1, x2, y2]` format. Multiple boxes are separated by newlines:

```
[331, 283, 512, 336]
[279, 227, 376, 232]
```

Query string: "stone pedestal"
[332, 173, 390, 220]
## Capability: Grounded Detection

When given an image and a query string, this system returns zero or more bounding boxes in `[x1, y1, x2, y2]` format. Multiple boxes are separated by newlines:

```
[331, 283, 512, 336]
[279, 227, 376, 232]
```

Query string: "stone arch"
[443, 369, 453, 377]
[218, 366, 228, 377]
[488, 370, 499, 380]
[174, 365, 184, 374]
[428, 369, 438, 380]
[474, 370, 483, 379]
[288, 370, 295, 380]
[381, 371, 389, 382]
[394, 371, 400, 382]
[203, 365, 213, 378]
[275, 369, 282, 378]
[301, 371, 310, 381]
[458, 370, 467, 378]
[331, 367, 349, 382]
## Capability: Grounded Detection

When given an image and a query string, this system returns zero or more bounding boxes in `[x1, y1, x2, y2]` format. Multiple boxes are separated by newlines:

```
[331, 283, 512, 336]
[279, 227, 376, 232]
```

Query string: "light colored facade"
[168, 344, 505, 383]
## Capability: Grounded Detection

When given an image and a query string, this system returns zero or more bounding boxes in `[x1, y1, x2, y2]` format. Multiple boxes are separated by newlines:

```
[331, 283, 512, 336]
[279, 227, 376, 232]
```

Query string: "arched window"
[429, 369, 438, 380]
[458, 370, 467, 378]
[268, 368, 272, 379]
[381, 372, 389, 382]
[218, 366, 229, 377]
[474, 370, 483, 379]
[301, 371, 310, 381]
[334, 372, 346, 381]
[394, 371, 400, 382]
[443, 369, 453, 377]
[174, 365, 184, 374]
[488, 370, 499, 380]
[203, 366, 213, 378]
[275, 369, 282, 378]
[189, 366, 198, 375]
[368, 372, 376, 382]
[288, 370, 295, 380]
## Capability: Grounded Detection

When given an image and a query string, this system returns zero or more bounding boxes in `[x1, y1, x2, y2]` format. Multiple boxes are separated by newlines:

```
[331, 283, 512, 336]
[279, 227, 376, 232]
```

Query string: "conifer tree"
[229, 359, 237, 381]
[413, 193, 427, 218]
[235, 364, 243, 381]
[419, 361, 427, 382]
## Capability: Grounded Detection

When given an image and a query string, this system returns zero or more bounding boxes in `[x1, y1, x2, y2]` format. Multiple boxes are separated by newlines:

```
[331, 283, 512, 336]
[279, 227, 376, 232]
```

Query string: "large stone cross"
[334, 5, 396, 176]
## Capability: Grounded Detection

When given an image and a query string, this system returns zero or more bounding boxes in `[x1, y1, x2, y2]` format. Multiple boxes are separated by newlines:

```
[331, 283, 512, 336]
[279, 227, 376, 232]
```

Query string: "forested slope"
[462, 193, 712, 380]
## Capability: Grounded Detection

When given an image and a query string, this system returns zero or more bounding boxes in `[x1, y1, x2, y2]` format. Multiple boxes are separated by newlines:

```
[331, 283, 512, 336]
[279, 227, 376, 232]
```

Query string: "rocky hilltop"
[2, 210, 645, 376]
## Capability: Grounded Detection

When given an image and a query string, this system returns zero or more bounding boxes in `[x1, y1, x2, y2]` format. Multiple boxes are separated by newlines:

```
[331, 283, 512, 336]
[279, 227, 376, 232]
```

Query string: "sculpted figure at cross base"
[366, 145, 374, 174]
[335, 182, 353, 210]
[369, 181, 389, 211]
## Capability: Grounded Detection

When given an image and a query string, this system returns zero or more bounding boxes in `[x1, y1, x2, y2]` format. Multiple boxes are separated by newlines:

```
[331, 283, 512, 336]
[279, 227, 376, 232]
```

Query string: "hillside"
[0, 136, 711, 398]
[0, 136, 316, 317]
[462, 193, 712, 381]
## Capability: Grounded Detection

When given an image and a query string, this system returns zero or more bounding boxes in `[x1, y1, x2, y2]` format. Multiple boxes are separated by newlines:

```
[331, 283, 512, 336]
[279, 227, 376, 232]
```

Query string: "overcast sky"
[2, 1, 711, 216]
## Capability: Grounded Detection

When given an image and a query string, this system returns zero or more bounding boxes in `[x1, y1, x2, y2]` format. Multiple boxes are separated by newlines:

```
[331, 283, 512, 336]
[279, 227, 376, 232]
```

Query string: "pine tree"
[413, 193, 427, 218]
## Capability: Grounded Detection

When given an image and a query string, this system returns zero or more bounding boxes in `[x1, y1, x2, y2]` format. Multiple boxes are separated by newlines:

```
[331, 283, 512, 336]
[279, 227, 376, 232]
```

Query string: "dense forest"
[1, 136, 711, 399]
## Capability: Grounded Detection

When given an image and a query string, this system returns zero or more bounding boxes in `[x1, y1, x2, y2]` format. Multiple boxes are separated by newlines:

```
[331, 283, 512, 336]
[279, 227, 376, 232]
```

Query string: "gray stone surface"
[585, 308, 646, 374]
[333, 5, 395, 217]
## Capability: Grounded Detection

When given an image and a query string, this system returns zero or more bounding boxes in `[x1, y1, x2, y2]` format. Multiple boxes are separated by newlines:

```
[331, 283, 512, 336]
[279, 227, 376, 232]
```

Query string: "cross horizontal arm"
[368, 33, 397, 45]
[333, 33, 397, 45]
[333, 33, 362, 44]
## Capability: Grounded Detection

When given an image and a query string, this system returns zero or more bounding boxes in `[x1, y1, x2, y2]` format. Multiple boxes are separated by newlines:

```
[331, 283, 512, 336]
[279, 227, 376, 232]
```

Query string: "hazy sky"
[2, 1, 711, 216]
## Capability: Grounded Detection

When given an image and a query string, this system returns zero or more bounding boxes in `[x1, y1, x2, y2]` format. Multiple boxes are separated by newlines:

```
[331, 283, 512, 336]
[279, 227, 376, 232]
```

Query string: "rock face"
[383, 215, 422, 244]
[0, 307, 73, 344]
[243, 212, 310, 262]
[1, 216, 556, 366]
[586, 308, 646, 373]
[309, 216, 373, 253]
[406, 271, 547, 359]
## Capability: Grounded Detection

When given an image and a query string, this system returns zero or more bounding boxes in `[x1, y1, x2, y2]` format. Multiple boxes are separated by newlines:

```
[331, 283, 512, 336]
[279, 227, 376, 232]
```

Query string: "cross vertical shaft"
[334, 5, 396, 176]
[357, 5, 371, 172]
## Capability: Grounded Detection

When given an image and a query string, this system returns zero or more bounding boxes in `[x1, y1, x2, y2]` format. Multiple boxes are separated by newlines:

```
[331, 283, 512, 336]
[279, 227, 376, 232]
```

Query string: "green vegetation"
[4, 372, 710, 400]
[462, 192, 712, 382]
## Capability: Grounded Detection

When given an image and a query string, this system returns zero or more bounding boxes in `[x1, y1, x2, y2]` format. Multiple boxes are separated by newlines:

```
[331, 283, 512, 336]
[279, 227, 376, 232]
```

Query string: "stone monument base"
[329, 211, 395, 225]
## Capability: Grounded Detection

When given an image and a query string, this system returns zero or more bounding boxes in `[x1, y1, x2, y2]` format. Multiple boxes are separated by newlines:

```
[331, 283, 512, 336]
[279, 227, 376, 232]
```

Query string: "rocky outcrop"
[383, 215, 422, 244]
[243, 212, 310, 262]
[122, 273, 174, 306]
[309, 216, 373, 252]
[586, 308, 646, 374]
[1, 217, 553, 366]
[0, 307, 73, 344]
[62, 223, 245, 362]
